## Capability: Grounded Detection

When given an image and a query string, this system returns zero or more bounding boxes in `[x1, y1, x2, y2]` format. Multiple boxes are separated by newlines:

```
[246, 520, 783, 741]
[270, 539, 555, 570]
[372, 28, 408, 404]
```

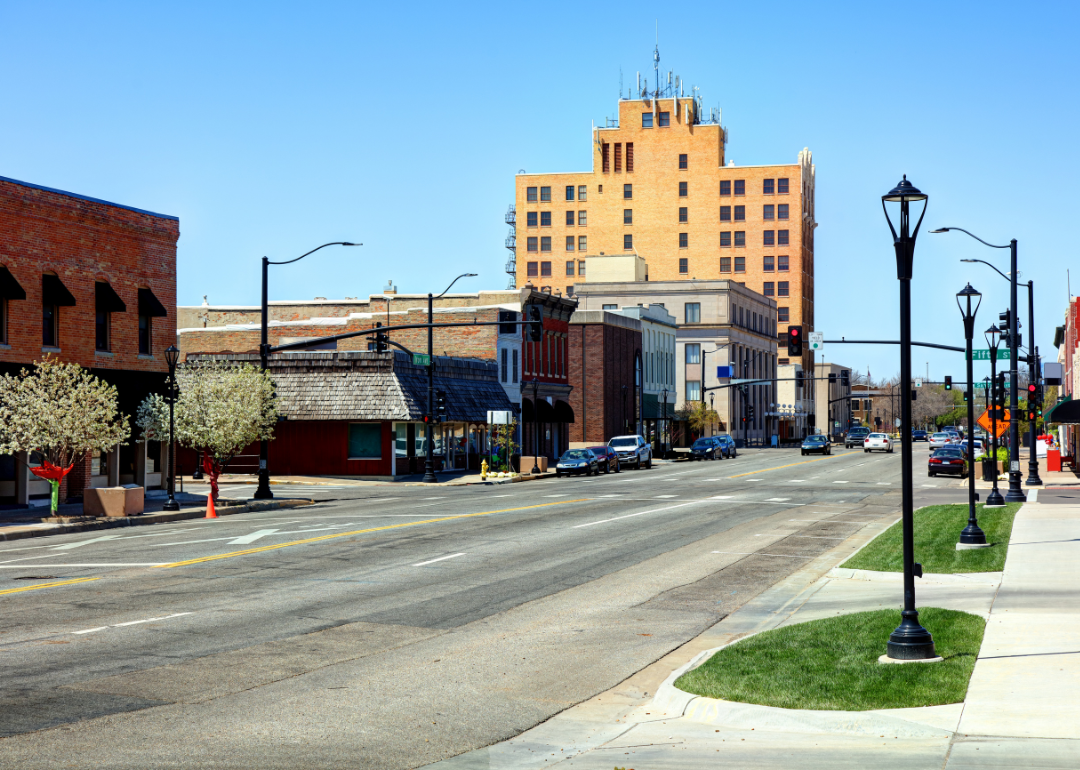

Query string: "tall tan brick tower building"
[509, 60, 816, 365]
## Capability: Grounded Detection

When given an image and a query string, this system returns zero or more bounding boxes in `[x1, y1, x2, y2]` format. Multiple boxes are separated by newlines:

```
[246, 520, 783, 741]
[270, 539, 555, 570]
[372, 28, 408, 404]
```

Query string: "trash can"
[1047, 448, 1061, 473]
[981, 458, 996, 482]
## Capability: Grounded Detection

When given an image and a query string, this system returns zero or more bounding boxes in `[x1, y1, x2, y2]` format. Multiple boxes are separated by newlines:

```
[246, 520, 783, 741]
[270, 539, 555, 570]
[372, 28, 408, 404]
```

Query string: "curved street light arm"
[268, 241, 361, 266]
[960, 258, 1011, 283]
[435, 273, 478, 299]
[931, 226, 1009, 250]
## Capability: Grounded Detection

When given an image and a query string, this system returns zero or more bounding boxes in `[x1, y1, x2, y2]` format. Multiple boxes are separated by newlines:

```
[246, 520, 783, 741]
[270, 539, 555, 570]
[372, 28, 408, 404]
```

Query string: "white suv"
[608, 435, 653, 469]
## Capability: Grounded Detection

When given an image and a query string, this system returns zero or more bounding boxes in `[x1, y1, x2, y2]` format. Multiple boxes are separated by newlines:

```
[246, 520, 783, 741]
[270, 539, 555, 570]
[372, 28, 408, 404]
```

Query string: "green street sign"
[974, 382, 989, 389]
[412, 354, 432, 367]
[967, 349, 1010, 361]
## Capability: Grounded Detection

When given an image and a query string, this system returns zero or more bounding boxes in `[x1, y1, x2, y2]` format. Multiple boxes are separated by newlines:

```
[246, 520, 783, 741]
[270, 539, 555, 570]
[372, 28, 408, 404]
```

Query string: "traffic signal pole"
[423, 291, 437, 483]
[1026, 280, 1042, 486]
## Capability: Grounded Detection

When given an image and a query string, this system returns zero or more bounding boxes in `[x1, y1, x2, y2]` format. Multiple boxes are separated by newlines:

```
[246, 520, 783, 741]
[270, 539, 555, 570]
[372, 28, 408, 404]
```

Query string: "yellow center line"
[0, 577, 100, 596]
[157, 498, 590, 569]
[728, 452, 855, 478]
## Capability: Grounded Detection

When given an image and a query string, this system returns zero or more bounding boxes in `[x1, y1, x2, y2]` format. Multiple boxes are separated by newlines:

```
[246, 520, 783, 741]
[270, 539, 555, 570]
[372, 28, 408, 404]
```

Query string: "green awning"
[1045, 395, 1080, 424]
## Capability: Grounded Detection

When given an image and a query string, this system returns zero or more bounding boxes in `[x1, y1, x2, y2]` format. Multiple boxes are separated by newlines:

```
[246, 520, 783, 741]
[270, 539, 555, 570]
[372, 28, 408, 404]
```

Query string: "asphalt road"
[0, 443, 965, 768]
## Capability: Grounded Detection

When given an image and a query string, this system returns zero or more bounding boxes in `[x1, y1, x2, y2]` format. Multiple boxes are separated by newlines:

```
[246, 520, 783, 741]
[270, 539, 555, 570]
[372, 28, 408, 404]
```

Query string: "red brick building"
[0, 175, 178, 505]
[567, 310, 643, 445]
[520, 288, 578, 461]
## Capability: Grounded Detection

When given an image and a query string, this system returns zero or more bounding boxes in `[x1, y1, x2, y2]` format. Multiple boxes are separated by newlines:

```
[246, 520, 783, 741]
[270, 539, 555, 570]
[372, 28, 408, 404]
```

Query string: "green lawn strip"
[841, 502, 1021, 574]
[675, 607, 984, 711]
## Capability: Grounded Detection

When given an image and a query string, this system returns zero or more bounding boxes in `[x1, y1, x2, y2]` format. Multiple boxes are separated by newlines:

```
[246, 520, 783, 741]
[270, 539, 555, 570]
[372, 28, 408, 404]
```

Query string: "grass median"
[674, 607, 984, 710]
[841, 502, 1021, 574]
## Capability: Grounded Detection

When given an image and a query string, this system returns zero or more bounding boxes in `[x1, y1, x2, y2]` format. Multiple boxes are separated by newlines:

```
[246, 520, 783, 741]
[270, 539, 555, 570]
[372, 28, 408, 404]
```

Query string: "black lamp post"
[882, 175, 936, 661]
[709, 391, 715, 435]
[162, 345, 181, 512]
[622, 385, 629, 433]
[257, 241, 361, 499]
[956, 285, 986, 545]
[530, 378, 541, 474]
[985, 324, 1006, 507]
[661, 386, 668, 458]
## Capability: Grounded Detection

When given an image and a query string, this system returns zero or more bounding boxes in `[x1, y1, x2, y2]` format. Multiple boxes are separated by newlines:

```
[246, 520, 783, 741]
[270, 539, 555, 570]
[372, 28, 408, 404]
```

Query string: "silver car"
[608, 435, 653, 469]
[928, 432, 953, 451]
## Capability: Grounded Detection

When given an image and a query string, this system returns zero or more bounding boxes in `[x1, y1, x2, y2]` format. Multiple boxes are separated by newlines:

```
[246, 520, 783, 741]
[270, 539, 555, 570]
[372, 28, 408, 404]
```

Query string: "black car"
[912, 430, 928, 442]
[928, 447, 968, 477]
[801, 434, 832, 456]
[555, 449, 599, 477]
[845, 427, 871, 448]
[588, 446, 621, 473]
[690, 437, 722, 460]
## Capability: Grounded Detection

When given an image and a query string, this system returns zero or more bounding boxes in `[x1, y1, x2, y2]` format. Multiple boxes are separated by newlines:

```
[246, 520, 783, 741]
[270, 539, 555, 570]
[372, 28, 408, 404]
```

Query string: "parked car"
[555, 449, 599, 477]
[588, 445, 621, 473]
[928, 447, 969, 477]
[928, 432, 953, 451]
[714, 434, 737, 458]
[608, 435, 653, 469]
[845, 427, 871, 448]
[864, 433, 894, 453]
[690, 437, 722, 460]
[911, 429, 928, 442]
[955, 439, 986, 460]
[801, 434, 832, 456]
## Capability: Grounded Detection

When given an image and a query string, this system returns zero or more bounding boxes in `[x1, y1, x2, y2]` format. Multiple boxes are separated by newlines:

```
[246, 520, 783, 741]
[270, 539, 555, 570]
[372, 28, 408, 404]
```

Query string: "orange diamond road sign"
[976, 409, 1010, 437]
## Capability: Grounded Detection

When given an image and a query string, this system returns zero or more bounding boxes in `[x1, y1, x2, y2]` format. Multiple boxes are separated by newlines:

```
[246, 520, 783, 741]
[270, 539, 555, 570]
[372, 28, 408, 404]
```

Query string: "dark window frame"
[734, 256, 746, 273]
[763, 255, 775, 272]
[95, 309, 109, 352]
[778, 229, 790, 246]
[623, 209, 633, 225]
[679, 232, 688, 248]
[720, 180, 731, 196]
[565, 210, 575, 226]
[678, 206, 688, 223]
[734, 231, 746, 247]
[623, 183, 633, 199]
[658, 111, 670, 127]
[720, 231, 731, 248]
[778, 281, 790, 297]
[763, 204, 774, 220]
[527, 261, 539, 277]
[734, 205, 745, 221]
[678, 153, 687, 169]
[734, 179, 745, 196]
[526, 186, 537, 202]
[43, 304, 58, 348]
[540, 236, 552, 252]
[642, 112, 654, 128]
[764, 230, 775, 246]
[540, 261, 552, 277]
[526, 211, 538, 227]
[565, 260, 575, 276]
[778, 255, 790, 271]
[763, 178, 775, 195]
[778, 203, 789, 220]
[623, 233, 633, 250]
[527, 237, 538, 252]
[778, 178, 789, 194]
[679, 257, 688, 274]
[565, 236, 575, 251]
[540, 211, 551, 227]
[720, 256, 732, 273]
[540, 186, 551, 201]
[565, 185, 575, 201]
[679, 181, 688, 197]
[138, 314, 152, 355]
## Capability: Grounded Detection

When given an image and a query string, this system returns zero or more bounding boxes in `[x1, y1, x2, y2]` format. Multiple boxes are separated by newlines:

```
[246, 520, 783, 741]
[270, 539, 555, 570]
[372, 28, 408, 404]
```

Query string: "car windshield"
[692, 439, 712, 448]
[935, 449, 964, 457]
[869, 433, 887, 439]
[932, 433, 950, 439]
[805, 436, 826, 443]
[716, 435, 732, 443]
[561, 450, 591, 461]
[609, 438, 637, 447]
[851, 429, 869, 435]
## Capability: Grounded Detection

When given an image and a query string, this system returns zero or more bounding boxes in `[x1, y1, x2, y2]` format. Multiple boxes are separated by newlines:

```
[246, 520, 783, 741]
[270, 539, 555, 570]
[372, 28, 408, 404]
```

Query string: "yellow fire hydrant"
[481, 459, 489, 480]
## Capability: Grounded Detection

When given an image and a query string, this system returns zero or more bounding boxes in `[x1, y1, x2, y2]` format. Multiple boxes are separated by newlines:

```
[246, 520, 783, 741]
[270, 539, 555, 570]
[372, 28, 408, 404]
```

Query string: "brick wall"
[568, 315, 642, 443]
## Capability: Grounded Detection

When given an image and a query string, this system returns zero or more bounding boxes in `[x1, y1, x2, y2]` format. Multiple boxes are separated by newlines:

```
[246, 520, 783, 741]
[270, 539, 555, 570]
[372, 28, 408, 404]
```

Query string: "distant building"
[567, 310, 643, 446]
[814, 362, 853, 437]
[608, 304, 677, 452]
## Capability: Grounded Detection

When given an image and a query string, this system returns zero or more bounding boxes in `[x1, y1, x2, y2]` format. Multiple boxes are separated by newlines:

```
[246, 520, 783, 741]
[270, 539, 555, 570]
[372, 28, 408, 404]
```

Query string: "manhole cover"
[14, 576, 57, 580]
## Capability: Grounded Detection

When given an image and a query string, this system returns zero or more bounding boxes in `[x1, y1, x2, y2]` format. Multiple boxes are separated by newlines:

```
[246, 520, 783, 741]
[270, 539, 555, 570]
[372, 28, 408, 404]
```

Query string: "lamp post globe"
[162, 345, 181, 512]
[881, 176, 936, 661]
[955, 285, 986, 545]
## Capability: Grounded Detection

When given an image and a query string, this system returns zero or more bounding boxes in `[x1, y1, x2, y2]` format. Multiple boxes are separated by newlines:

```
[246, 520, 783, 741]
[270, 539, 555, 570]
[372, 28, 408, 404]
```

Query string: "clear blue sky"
[2, 0, 1076, 383]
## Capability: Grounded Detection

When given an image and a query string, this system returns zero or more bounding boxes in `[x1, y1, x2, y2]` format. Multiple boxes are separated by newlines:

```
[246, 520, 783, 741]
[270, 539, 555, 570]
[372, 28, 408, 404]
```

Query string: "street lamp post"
[985, 325, 1005, 507]
[621, 385, 629, 434]
[661, 387, 668, 458]
[162, 345, 181, 512]
[257, 242, 361, 499]
[530, 378, 541, 475]
[882, 175, 936, 661]
[956, 285, 986, 545]
[422, 273, 478, 483]
[709, 392, 715, 436]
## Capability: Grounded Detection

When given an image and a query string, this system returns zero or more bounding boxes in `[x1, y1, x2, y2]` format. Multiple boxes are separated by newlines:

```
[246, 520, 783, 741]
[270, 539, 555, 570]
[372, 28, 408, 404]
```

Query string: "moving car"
[714, 434, 737, 458]
[690, 437, 722, 460]
[845, 427, 871, 448]
[608, 435, 653, 469]
[911, 430, 928, 442]
[555, 449, 599, 477]
[928, 447, 968, 477]
[801, 434, 832, 455]
[864, 433, 894, 453]
[928, 432, 953, 451]
[588, 445, 621, 473]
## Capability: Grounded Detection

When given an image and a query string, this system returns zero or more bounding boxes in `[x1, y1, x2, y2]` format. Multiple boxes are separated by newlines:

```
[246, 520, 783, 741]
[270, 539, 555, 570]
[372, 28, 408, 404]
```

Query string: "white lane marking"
[654, 495, 679, 498]
[423, 497, 447, 500]
[765, 498, 791, 502]
[1028, 489, 1039, 503]
[544, 494, 570, 498]
[709, 496, 734, 499]
[832, 481, 850, 484]
[574, 502, 699, 529]
[712, 551, 811, 559]
[227, 529, 281, 545]
[745, 478, 764, 481]
[489, 494, 513, 498]
[73, 612, 193, 635]
[596, 494, 624, 498]
[877, 482, 891, 485]
[50, 534, 125, 551]
[0, 563, 168, 568]
[788, 480, 806, 483]
[412, 552, 466, 567]
[921, 484, 938, 488]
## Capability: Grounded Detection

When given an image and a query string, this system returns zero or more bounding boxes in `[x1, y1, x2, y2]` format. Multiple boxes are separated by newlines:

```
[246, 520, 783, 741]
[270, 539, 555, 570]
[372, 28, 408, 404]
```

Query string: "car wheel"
[801, 450, 806, 456]
[556, 471, 563, 478]
[646, 456, 652, 469]
[928, 471, 935, 477]
[615, 461, 621, 473]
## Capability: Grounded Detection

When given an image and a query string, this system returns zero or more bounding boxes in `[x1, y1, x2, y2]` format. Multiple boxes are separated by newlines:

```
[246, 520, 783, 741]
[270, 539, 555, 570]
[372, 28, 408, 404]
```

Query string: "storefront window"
[348, 423, 382, 459]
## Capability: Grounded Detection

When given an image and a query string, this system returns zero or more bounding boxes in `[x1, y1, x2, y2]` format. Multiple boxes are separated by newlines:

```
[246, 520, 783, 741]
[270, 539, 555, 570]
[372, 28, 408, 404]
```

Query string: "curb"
[0, 499, 314, 542]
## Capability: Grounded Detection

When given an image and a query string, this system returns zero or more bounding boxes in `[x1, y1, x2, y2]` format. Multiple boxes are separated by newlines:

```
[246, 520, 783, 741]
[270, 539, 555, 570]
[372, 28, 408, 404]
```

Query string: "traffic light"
[998, 309, 1011, 334]
[944, 375, 952, 391]
[527, 304, 543, 342]
[748, 404, 756, 421]
[840, 370, 850, 388]
[828, 373, 837, 384]
[787, 326, 803, 356]
[963, 390, 969, 403]
[374, 322, 388, 352]
[795, 370, 804, 391]
[435, 389, 447, 420]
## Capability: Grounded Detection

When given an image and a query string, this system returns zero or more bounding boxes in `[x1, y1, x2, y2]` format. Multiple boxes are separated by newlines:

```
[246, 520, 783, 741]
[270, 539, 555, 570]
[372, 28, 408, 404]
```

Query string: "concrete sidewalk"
[427, 501, 1080, 769]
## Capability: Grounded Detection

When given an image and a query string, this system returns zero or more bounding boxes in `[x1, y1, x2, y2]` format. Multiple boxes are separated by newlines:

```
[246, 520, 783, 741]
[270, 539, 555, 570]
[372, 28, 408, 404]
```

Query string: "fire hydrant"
[481, 459, 488, 480]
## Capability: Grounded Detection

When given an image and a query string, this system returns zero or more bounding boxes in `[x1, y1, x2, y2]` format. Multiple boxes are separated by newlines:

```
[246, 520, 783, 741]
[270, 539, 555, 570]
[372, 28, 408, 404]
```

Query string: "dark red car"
[588, 446, 621, 473]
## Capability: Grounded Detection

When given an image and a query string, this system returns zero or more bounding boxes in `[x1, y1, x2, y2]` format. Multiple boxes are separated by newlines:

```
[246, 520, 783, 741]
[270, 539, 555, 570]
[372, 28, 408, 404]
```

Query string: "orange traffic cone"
[206, 494, 217, 519]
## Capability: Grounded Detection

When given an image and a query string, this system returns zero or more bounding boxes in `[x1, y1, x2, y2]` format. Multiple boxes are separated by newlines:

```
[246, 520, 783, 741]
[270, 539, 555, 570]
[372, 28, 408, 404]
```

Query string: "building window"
[720, 231, 731, 248]
[764, 256, 775, 272]
[679, 206, 687, 223]
[734, 205, 745, 221]
[138, 314, 151, 355]
[764, 230, 775, 246]
[540, 211, 551, 227]
[623, 184, 632, 199]
[614, 142, 622, 172]
[679, 153, 688, 169]
[565, 185, 575, 201]
[764, 282, 775, 297]
[778, 255, 789, 271]
[658, 111, 670, 126]
[565, 261, 575, 276]
[501, 348, 508, 382]
[720, 257, 731, 272]
[527, 261, 538, 277]
[734, 231, 745, 247]
[686, 380, 701, 401]
[679, 181, 688, 197]
[685, 303, 701, 324]
[578, 185, 587, 201]
[527, 211, 537, 227]
[602, 143, 610, 172]
[624, 234, 633, 250]
[43, 304, 58, 347]
[642, 112, 653, 128]
[347, 423, 382, 459]
[527, 237, 538, 252]
[679, 233, 688, 248]
[540, 236, 551, 252]
[778, 307, 790, 323]
[578, 236, 587, 251]
[541, 261, 552, 276]
[565, 236, 575, 251]
[764, 178, 775, 195]
[679, 257, 688, 274]
[763, 204, 774, 220]
[720, 205, 731, 221]
[527, 186, 537, 202]
[512, 349, 519, 383]
[720, 180, 731, 196]
[540, 186, 551, 201]
[778, 229, 789, 245]
[734, 256, 746, 273]
[778, 178, 789, 194]
[578, 210, 587, 226]
[565, 210, 575, 226]
[624, 209, 633, 224]
[602, 303, 617, 310]
[778, 281, 789, 297]
[626, 143, 634, 172]
[577, 260, 585, 275]
[95, 310, 109, 351]
[685, 343, 701, 365]
[734, 179, 745, 195]
[778, 204, 789, 220]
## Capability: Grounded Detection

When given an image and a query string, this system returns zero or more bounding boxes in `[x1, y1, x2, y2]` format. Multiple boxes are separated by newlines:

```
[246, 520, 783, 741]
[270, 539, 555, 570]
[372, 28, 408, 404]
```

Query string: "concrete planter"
[83, 486, 144, 517]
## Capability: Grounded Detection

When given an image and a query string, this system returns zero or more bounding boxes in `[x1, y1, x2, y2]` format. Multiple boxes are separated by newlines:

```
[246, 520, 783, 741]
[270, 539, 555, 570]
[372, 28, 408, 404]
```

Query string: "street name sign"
[976, 408, 1010, 438]
[967, 349, 1010, 361]
[412, 353, 432, 366]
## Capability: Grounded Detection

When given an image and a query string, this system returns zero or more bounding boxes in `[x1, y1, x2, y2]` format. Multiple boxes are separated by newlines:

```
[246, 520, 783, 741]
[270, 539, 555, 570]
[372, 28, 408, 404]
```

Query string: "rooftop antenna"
[653, 24, 660, 97]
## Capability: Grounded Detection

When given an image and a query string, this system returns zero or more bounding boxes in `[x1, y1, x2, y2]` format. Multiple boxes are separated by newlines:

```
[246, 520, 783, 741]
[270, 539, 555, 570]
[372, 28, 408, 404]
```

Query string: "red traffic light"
[791, 328, 800, 336]
[1027, 384, 1037, 393]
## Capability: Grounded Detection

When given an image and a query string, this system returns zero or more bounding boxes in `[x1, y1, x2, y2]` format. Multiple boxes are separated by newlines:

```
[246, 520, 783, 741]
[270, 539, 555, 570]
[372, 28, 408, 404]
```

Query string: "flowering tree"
[676, 400, 722, 438]
[0, 357, 129, 515]
[491, 417, 519, 474]
[138, 360, 277, 501]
